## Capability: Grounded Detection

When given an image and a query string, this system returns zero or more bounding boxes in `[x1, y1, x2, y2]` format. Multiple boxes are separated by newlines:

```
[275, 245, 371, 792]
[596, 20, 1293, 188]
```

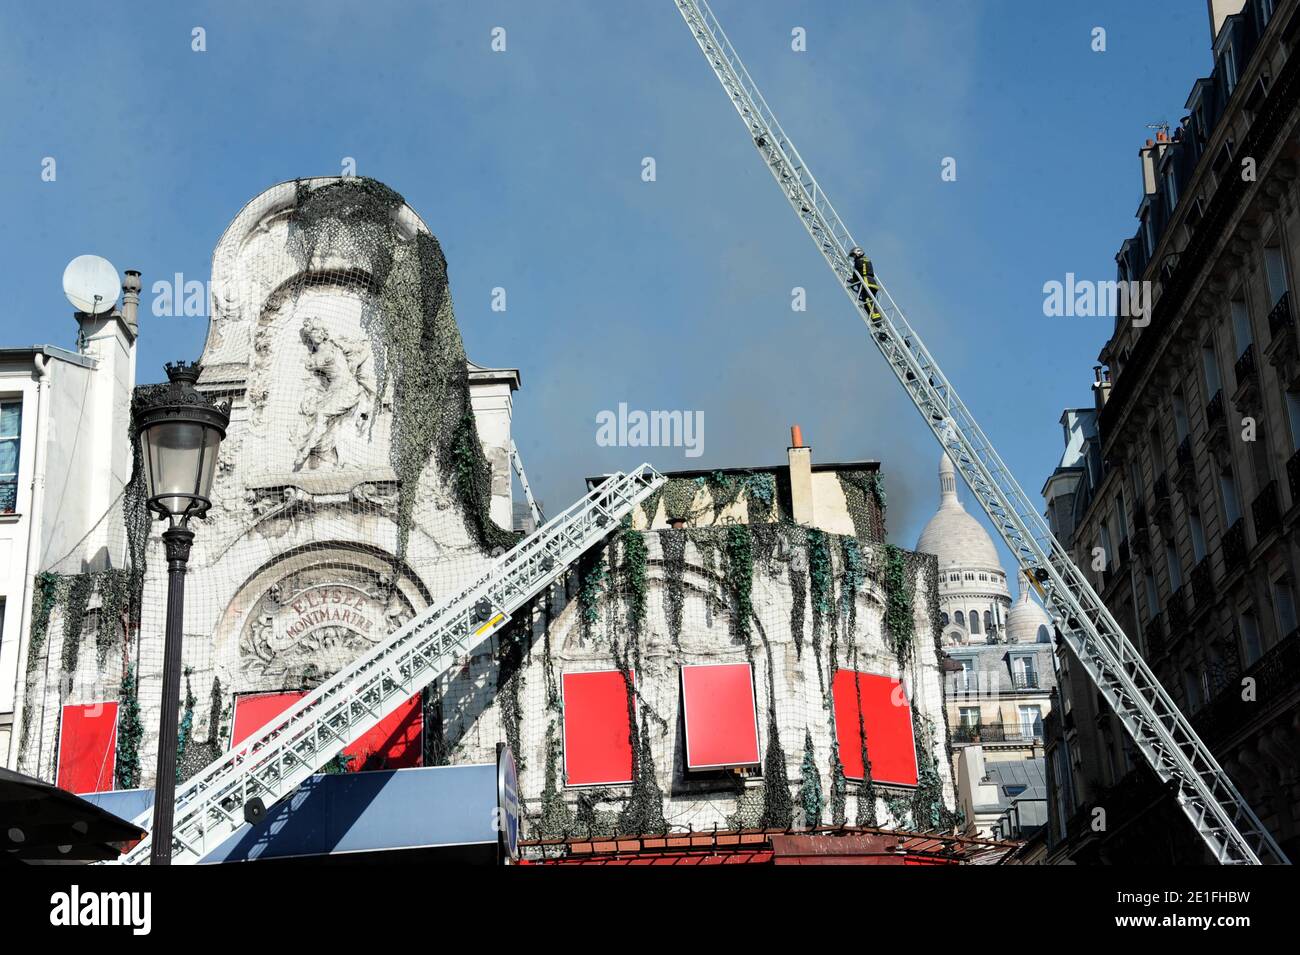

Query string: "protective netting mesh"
[496, 513, 956, 849]
[17, 176, 955, 850]
[18, 177, 513, 787]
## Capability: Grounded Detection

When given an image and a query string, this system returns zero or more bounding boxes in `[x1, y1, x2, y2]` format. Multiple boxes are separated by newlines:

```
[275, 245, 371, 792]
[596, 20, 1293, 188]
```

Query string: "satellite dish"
[62, 255, 120, 315]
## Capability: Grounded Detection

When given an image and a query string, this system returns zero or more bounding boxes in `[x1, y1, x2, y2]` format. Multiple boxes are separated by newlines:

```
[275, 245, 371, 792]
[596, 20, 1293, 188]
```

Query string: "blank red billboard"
[231, 692, 305, 749]
[832, 670, 918, 787]
[681, 663, 761, 770]
[562, 670, 634, 786]
[57, 702, 119, 794]
[232, 691, 422, 771]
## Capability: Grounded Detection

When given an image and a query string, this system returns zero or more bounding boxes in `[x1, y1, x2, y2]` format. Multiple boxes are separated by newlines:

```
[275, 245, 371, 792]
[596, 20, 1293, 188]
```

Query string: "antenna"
[62, 254, 121, 315]
[1145, 119, 1172, 140]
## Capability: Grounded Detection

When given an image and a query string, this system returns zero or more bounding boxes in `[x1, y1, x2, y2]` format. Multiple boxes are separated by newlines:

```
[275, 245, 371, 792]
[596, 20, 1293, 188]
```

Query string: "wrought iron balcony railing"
[1010, 671, 1041, 691]
[1234, 343, 1258, 387]
[1267, 290, 1293, 339]
[1252, 479, 1281, 542]
[1194, 628, 1300, 744]
[1167, 587, 1189, 638]
[1145, 612, 1166, 659]
[1191, 557, 1214, 608]
[951, 721, 1044, 744]
[1223, 517, 1247, 573]
[1205, 388, 1226, 431]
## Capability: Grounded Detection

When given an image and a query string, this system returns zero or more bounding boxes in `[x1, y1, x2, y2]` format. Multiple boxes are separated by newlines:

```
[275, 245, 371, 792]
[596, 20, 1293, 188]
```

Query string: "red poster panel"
[231, 692, 306, 749]
[232, 691, 422, 771]
[832, 670, 919, 787]
[681, 663, 761, 770]
[562, 670, 634, 786]
[56, 702, 119, 795]
[344, 694, 423, 771]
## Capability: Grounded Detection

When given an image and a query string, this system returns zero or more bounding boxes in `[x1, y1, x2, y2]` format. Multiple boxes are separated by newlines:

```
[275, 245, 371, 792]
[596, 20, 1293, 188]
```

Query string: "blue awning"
[85, 764, 500, 864]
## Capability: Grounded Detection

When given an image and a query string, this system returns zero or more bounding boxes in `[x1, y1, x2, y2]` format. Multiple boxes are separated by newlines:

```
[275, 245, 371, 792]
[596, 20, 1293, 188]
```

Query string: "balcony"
[1252, 480, 1281, 544]
[1131, 503, 1150, 557]
[1267, 290, 1293, 340]
[1144, 613, 1167, 659]
[1232, 344, 1261, 415]
[951, 721, 1044, 745]
[1222, 518, 1247, 574]
[1010, 671, 1041, 691]
[1265, 291, 1299, 377]
[1194, 628, 1300, 744]
[950, 674, 986, 697]
[1174, 436, 1197, 491]
[1205, 388, 1226, 433]
[1166, 587, 1189, 640]
[1205, 390, 1229, 456]
[1204, 650, 1242, 700]
[1190, 557, 1214, 611]
[1152, 474, 1172, 530]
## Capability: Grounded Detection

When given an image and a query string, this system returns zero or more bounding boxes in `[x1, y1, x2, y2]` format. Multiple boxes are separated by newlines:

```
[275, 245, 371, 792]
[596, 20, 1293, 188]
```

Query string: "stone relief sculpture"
[371, 573, 413, 633]
[239, 567, 414, 685]
[294, 316, 378, 470]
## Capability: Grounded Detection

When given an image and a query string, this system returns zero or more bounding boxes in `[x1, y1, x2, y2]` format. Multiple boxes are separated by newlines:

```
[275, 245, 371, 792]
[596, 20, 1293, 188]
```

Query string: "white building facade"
[1, 297, 137, 769]
[11, 177, 957, 845]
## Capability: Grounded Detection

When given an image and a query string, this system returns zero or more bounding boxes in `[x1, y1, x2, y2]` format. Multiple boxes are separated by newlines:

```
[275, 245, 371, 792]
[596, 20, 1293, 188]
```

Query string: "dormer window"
[1220, 42, 1238, 97]
[1142, 213, 1156, 259]
[1164, 168, 1179, 213]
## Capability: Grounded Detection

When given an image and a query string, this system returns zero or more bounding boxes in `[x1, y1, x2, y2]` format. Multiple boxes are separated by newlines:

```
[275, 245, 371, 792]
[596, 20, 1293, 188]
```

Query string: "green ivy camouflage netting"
[16, 177, 955, 851]
[18, 177, 518, 784]
[513, 517, 955, 850]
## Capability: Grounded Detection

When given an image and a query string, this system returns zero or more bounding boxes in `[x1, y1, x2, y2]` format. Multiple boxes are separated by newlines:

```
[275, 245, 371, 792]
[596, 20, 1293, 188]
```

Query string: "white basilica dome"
[916, 454, 1000, 569]
[915, 453, 1011, 644]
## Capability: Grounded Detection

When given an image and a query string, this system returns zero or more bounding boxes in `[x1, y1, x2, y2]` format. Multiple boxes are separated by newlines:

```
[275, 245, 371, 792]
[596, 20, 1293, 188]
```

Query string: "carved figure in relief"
[294, 316, 377, 470]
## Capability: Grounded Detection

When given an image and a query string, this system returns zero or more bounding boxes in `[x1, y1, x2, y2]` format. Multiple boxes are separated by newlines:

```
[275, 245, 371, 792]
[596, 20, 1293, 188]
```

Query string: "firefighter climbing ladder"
[119, 465, 664, 864]
[672, 0, 1288, 865]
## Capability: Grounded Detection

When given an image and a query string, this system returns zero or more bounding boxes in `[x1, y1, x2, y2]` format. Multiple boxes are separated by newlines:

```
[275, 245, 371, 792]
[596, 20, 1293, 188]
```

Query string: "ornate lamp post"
[131, 361, 228, 865]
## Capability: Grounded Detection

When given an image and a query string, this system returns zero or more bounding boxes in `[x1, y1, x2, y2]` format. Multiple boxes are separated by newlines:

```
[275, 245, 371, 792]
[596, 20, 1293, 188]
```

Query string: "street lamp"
[131, 360, 229, 865]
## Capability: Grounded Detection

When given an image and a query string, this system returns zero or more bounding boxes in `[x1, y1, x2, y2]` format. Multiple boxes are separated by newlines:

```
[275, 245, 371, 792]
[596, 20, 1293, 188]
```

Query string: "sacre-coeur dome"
[915, 454, 1001, 569]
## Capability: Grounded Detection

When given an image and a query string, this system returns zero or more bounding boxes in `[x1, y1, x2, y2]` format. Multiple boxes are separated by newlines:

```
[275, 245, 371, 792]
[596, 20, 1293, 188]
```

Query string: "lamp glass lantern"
[130, 360, 229, 864]
[133, 362, 229, 523]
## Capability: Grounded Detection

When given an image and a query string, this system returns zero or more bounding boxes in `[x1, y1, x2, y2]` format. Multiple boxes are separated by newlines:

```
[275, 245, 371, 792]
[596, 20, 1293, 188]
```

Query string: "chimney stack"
[1139, 140, 1159, 195]
[788, 424, 814, 526]
[121, 270, 141, 338]
[1092, 365, 1112, 410]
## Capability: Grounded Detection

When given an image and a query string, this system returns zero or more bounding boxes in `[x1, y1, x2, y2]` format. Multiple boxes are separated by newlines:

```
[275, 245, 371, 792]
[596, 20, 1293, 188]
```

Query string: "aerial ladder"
[120, 465, 663, 863]
[511, 440, 545, 527]
[672, 0, 1287, 865]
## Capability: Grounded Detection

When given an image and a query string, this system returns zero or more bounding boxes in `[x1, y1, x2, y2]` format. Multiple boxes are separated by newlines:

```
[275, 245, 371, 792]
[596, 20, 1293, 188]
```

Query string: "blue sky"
[0, 1, 1211, 579]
